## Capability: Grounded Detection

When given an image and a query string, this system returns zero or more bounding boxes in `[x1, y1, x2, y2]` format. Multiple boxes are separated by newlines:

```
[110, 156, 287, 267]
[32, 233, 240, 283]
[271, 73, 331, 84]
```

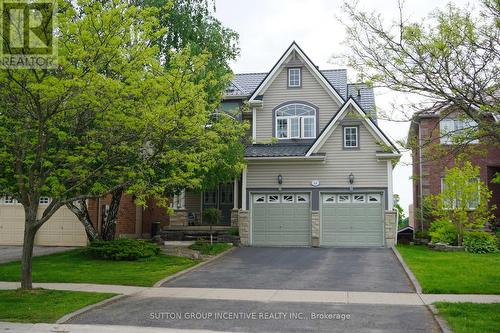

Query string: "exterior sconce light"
[349, 173, 354, 184]
[277, 174, 283, 185]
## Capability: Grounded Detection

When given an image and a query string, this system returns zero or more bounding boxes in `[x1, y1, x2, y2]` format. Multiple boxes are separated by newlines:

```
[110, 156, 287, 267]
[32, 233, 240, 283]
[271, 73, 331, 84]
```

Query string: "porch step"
[160, 229, 239, 244]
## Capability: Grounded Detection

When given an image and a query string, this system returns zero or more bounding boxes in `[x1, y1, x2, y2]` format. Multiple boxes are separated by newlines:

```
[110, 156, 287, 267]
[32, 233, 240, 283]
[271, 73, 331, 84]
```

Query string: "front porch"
[167, 180, 243, 229]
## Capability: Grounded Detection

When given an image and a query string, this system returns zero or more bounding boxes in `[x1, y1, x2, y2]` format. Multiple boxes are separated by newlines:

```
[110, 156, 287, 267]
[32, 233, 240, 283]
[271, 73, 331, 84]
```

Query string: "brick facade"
[411, 113, 500, 231]
[88, 194, 172, 239]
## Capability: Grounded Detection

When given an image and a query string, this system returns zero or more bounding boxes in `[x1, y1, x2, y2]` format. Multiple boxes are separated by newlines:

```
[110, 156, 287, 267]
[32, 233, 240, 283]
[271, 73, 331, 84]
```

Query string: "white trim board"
[306, 98, 397, 156]
[249, 42, 344, 106]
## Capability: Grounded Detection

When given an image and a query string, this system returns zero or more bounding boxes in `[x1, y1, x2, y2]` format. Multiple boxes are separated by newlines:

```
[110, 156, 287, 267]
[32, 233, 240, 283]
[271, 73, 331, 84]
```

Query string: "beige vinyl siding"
[185, 191, 201, 213]
[255, 57, 341, 142]
[247, 115, 387, 188]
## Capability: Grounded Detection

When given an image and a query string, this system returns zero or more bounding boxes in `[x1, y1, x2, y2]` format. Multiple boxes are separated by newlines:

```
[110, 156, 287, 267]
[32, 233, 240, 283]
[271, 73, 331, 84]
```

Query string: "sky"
[213, 0, 471, 214]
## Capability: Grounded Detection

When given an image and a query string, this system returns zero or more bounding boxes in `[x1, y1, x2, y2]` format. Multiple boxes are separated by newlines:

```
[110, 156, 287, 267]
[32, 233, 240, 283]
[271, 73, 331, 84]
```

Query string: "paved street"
[69, 296, 439, 332]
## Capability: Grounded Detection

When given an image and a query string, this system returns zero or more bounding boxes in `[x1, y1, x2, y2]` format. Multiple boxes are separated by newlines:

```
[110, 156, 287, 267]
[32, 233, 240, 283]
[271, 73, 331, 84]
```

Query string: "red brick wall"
[142, 199, 170, 231]
[413, 116, 500, 230]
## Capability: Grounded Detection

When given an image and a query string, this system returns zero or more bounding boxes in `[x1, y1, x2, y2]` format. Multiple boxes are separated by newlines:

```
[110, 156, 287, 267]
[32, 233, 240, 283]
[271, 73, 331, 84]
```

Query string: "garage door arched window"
[275, 103, 316, 139]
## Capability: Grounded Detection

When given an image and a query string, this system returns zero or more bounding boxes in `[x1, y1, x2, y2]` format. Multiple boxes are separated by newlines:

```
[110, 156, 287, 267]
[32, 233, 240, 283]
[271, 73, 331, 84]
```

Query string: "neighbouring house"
[0, 42, 401, 247]
[409, 106, 500, 232]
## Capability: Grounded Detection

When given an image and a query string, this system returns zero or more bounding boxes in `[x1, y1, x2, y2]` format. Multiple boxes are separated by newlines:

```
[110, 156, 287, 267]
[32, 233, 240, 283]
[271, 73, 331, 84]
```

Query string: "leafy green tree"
[0, 0, 246, 289]
[340, 0, 500, 143]
[425, 161, 495, 245]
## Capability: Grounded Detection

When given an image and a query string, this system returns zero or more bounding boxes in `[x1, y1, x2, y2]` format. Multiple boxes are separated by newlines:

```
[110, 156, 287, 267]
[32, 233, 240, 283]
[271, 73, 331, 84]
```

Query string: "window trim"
[439, 117, 479, 145]
[343, 126, 359, 148]
[267, 194, 280, 204]
[296, 194, 310, 203]
[287, 67, 302, 88]
[440, 177, 480, 210]
[274, 102, 317, 140]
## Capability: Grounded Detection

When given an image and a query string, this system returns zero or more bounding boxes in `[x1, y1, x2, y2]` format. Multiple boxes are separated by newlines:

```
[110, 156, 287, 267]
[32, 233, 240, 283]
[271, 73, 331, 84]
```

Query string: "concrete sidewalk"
[134, 287, 500, 306]
[0, 322, 229, 333]
[0, 282, 146, 295]
[1, 281, 498, 305]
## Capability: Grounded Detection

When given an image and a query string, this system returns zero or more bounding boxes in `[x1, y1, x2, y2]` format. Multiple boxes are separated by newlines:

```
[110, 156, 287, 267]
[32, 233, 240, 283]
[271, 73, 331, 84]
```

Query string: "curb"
[153, 246, 237, 287]
[391, 246, 422, 294]
[56, 294, 128, 324]
[427, 304, 453, 333]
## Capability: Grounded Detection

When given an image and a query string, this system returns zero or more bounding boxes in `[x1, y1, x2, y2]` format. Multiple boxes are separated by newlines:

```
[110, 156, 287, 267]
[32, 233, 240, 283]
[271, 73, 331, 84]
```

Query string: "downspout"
[418, 123, 424, 232]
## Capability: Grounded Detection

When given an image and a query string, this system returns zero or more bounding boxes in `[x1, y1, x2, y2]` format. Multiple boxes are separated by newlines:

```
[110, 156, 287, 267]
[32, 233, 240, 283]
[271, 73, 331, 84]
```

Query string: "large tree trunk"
[101, 187, 123, 241]
[21, 206, 39, 289]
[67, 200, 100, 242]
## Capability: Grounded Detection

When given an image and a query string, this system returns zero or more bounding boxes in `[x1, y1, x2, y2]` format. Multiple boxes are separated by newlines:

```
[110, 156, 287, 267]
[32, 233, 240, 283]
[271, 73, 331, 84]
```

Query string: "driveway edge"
[427, 304, 453, 333]
[153, 246, 237, 287]
[391, 246, 422, 294]
[56, 294, 127, 324]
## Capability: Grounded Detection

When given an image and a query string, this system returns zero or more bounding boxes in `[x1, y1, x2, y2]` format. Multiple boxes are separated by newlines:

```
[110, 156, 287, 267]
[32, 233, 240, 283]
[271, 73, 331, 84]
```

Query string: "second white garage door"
[321, 193, 384, 247]
[0, 200, 87, 246]
[252, 193, 311, 246]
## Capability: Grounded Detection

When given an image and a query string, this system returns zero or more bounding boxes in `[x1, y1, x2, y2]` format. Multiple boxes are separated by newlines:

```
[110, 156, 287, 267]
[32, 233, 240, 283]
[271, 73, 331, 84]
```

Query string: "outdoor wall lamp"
[348, 173, 355, 184]
[277, 174, 283, 185]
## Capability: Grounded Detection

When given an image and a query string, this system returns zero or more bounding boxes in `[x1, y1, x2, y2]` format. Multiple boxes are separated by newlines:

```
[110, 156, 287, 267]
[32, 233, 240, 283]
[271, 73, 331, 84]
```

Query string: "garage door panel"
[252, 194, 310, 246]
[321, 193, 383, 247]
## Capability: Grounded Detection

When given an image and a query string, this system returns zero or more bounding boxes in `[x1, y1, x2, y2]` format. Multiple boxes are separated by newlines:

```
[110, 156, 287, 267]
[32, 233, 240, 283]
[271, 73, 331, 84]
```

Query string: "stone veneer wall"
[311, 211, 320, 247]
[170, 210, 188, 226]
[231, 209, 239, 228]
[384, 210, 397, 247]
[238, 210, 249, 245]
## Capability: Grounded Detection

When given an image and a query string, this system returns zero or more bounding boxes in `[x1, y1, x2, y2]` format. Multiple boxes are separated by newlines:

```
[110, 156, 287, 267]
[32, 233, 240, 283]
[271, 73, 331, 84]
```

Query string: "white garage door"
[252, 193, 311, 246]
[321, 193, 384, 247]
[0, 200, 87, 246]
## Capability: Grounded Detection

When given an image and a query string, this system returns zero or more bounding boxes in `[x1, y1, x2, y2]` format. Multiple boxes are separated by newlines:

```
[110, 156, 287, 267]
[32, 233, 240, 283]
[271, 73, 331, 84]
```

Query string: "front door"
[202, 183, 234, 225]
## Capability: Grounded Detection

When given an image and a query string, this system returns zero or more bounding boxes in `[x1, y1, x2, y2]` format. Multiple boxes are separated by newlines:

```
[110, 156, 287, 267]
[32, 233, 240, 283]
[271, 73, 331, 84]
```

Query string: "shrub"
[189, 240, 232, 255]
[203, 208, 221, 225]
[227, 227, 239, 236]
[415, 230, 430, 240]
[463, 231, 498, 254]
[85, 238, 160, 261]
[429, 219, 458, 245]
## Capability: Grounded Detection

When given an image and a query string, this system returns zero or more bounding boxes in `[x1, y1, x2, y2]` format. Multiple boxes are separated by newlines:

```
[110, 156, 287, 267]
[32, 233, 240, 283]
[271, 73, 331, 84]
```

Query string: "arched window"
[275, 103, 316, 139]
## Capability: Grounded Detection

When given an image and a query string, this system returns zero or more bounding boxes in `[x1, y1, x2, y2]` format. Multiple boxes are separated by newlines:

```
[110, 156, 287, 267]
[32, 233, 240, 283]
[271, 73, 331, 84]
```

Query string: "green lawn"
[0, 289, 115, 323]
[0, 249, 199, 286]
[189, 242, 233, 255]
[397, 245, 500, 294]
[435, 302, 500, 333]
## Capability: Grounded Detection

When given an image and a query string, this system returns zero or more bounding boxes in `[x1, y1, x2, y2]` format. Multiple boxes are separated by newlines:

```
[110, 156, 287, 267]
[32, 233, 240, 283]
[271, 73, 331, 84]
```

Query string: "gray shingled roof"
[245, 143, 312, 157]
[321, 69, 347, 100]
[226, 73, 267, 97]
[347, 83, 376, 119]
[226, 69, 348, 100]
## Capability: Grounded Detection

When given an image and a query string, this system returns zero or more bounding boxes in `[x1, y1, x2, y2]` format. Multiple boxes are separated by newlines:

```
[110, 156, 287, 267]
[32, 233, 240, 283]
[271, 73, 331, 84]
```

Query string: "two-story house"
[0, 42, 401, 248]
[409, 106, 500, 232]
[167, 42, 401, 247]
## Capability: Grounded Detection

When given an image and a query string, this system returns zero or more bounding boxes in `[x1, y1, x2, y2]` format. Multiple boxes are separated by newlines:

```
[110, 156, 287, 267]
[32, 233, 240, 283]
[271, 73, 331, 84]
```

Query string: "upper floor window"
[288, 68, 301, 87]
[440, 118, 478, 144]
[343, 126, 358, 148]
[275, 103, 316, 139]
[441, 177, 480, 209]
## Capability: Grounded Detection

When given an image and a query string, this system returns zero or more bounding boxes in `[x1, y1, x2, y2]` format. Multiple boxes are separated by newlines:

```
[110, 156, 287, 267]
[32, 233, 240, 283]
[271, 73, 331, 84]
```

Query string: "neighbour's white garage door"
[252, 193, 311, 246]
[321, 193, 384, 247]
[0, 200, 87, 246]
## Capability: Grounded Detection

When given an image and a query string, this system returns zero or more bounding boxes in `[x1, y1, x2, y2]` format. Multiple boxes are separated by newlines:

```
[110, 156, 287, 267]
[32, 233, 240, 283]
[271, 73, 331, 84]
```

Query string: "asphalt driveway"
[0, 245, 75, 263]
[162, 247, 414, 293]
